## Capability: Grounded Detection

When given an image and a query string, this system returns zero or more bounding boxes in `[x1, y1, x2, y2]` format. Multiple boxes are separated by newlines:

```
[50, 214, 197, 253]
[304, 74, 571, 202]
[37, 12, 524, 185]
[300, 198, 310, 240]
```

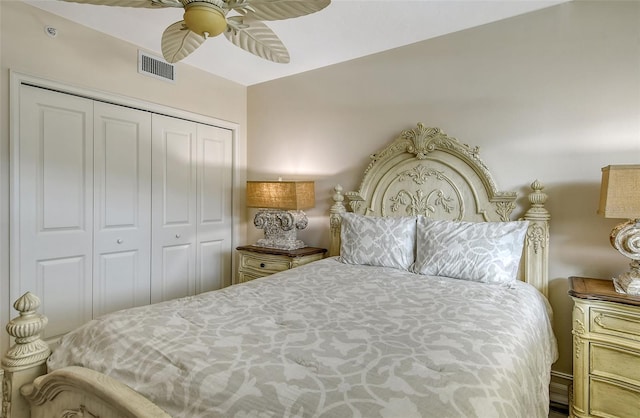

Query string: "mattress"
[48, 257, 558, 418]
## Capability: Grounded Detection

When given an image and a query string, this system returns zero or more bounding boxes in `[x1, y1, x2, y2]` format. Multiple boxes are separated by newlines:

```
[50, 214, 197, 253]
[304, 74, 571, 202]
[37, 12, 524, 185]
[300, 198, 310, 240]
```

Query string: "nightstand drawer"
[240, 254, 290, 273]
[591, 307, 640, 343]
[591, 343, 640, 387]
[589, 377, 640, 418]
[235, 246, 327, 284]
[237, 271, 263, 284]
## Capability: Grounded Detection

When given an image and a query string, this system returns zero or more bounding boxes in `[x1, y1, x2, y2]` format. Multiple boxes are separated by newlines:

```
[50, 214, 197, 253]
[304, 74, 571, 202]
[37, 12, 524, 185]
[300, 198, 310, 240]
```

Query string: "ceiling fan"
[59, 0, 331, 64]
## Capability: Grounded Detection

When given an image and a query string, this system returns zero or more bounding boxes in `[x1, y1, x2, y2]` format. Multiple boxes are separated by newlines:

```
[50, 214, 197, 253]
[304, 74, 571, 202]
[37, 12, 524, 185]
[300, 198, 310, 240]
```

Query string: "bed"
[2, 123, 557, 418]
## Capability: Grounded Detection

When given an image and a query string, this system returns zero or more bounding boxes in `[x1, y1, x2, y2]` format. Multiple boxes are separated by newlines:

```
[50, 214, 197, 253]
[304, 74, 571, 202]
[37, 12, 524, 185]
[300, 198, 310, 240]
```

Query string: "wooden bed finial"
[329, 185, 346, 257]
[526, 180, 549, 218]
[522, 181, 551, 298]
[2, 292, 51, 418]
[3, 292, 50, 371]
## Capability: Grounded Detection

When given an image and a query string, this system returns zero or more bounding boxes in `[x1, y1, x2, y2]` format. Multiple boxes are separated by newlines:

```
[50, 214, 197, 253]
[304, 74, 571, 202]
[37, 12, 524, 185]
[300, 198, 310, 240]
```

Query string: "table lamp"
[246, 180, 315, 250]
[598, 165, 640, 295]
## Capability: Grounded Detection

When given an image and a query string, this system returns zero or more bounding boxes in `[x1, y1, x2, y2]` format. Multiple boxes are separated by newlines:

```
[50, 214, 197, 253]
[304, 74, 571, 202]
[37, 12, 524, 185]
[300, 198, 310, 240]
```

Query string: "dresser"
[236, 246, 327, 284]
[569, 276, 640, 418]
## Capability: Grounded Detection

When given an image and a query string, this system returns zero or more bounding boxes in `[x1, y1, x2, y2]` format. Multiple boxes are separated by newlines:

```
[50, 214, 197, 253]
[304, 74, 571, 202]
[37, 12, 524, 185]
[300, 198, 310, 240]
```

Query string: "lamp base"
[610, 219, 640, 295]
[253, 209, 308, 250]
[613, 261, 640, 296]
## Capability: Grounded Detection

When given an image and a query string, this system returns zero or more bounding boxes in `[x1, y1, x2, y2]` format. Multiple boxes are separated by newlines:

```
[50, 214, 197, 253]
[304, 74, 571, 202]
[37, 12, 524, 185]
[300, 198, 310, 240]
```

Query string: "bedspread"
[48, 257, 558, 418]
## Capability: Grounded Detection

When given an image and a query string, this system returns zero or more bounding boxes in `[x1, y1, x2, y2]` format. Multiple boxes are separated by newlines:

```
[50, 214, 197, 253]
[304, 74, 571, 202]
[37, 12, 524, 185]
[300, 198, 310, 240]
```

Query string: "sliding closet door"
[93, 102, 152, 317]
[151, 114, 198, 302]
[15, 85, 94, 338]
[196, 124, 232, 293]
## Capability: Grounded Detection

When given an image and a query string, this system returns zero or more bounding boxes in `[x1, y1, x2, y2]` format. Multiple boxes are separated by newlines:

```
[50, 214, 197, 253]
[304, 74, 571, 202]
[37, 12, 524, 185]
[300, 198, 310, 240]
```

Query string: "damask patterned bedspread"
[48, 258, 558, 418]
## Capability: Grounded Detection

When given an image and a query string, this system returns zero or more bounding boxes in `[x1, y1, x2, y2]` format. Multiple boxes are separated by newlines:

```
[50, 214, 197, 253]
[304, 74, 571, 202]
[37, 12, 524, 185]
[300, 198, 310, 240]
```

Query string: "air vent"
[138, 50, 175, 83]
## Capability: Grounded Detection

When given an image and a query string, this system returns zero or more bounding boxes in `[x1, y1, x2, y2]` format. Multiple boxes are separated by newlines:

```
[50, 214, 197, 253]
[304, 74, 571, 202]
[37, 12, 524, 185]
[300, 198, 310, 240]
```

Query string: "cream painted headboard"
[329, 123, 550, 296]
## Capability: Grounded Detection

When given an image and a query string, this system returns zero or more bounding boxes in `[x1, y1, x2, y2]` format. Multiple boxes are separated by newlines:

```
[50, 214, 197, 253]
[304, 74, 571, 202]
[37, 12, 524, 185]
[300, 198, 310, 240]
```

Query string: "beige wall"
[248, 0, 640, 384]
[0, 1, 247, 351]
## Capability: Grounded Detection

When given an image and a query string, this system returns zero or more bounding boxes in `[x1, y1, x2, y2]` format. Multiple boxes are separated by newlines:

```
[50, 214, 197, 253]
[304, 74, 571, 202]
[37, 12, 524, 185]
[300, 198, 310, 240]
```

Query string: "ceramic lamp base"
[613, 260, 640, 296]
[610, 219, 640, 295]
[253, 209, 308, 250]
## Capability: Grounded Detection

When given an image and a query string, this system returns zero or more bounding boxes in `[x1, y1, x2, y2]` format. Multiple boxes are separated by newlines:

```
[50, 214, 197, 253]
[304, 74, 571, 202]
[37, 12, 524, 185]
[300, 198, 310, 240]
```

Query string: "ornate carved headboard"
[329, 123, 550, 296]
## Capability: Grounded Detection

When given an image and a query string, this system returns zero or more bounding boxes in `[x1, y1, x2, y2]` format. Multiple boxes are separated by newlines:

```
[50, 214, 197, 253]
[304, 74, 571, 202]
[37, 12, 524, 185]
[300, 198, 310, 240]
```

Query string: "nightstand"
[568, 276, 640, 418]
[236, 246, 327, 284]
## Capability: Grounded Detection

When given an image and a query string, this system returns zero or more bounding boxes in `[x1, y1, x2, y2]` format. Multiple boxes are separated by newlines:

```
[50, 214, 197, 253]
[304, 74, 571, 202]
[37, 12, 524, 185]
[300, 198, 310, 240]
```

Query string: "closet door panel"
[15, 85, 94, 338]
[197, 125, 233, 293]
[94, 251, 142, 315]
[151, 114, 197, 303]
[159, 244, 193, 301]
[164, 135, 193, 223]
[40, 256, 88, 337]
[93, 102, 152, 317]
[198, 240, 224, 292]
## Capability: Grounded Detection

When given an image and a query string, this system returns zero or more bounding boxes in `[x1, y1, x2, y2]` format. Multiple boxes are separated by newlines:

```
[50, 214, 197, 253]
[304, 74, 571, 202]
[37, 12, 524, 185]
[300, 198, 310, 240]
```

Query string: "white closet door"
[151, 114, 198, 303]
[15, 85, 94, 339]
[196, 124, 233, 293]
[93, 102, 152, 317]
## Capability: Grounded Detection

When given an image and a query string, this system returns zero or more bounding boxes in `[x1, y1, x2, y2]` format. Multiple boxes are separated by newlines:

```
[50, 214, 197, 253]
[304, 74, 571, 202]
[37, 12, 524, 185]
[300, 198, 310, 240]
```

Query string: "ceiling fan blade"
[60, 0, 182, 8]
[224, 20, 290, 63]
[232, 0, 331, 21]
[162, 21, 206, 63]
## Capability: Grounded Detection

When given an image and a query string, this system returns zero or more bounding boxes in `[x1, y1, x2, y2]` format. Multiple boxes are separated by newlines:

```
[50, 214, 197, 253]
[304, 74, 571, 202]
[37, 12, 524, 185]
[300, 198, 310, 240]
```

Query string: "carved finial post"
[525, 180, 550, 220]
[329, 185, 346, 257]
[2, 292, 51, 418]
[522, 181, 550, 297]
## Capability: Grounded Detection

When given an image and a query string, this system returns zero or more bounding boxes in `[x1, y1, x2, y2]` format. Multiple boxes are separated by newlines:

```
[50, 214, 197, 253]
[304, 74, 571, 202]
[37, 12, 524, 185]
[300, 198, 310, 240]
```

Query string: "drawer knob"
[116, 239, 123, 244]
[260, 263, 266, 268]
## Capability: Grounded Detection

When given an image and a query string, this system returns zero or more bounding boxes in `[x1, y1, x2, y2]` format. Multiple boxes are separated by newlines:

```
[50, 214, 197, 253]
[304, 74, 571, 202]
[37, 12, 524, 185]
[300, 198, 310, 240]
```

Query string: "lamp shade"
[247, 181, 315, 210]
[598, 165, 640, 219]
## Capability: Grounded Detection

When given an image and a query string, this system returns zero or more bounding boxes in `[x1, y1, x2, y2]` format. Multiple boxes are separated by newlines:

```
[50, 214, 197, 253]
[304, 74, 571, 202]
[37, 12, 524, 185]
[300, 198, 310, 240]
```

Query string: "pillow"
[339, 213, 417, 270]
[412, 218, 529, 284]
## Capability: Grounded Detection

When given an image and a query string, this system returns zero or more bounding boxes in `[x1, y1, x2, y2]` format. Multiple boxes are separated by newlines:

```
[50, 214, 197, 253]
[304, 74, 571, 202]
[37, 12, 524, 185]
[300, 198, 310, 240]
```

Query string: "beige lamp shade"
[246, 181, 315, 210]
[598, 165, 640, 219]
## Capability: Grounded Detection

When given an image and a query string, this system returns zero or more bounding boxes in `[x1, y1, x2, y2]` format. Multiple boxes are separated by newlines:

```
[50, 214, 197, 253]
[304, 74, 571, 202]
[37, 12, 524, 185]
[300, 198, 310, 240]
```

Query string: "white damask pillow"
[339, 213, 417, 270]
[412, 218, 529, 284]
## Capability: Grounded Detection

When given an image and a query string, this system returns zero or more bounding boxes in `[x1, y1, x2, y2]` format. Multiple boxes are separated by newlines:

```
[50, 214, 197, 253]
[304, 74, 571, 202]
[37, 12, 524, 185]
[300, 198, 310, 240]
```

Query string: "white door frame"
[8, 70, 242, 320]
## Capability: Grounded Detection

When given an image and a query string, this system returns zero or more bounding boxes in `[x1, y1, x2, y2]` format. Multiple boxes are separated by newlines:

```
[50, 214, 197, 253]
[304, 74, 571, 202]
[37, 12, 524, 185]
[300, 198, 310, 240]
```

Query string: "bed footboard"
[2, 292, 170, 418]
[22, 366, 170, 418]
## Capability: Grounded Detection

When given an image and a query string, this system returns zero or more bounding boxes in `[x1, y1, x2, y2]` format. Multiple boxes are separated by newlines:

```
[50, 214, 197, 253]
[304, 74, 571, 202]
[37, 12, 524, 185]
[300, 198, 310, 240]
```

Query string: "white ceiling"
[25, 0, 568, 86]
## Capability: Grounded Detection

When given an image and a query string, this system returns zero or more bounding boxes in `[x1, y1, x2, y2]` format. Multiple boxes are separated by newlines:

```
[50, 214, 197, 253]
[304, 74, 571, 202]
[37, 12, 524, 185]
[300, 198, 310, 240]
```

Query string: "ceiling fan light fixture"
[183, 1, 227, 37]
[61, 0, 332, 64]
